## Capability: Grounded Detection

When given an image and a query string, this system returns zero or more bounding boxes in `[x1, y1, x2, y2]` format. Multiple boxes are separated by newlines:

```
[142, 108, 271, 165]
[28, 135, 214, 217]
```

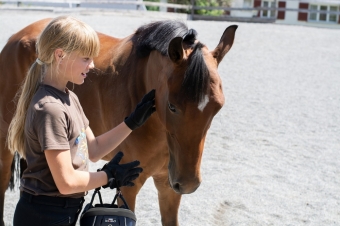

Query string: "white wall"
[275, 0, 340, 28]
[230, 0, 255, 17]
[281, 1, 299, 23]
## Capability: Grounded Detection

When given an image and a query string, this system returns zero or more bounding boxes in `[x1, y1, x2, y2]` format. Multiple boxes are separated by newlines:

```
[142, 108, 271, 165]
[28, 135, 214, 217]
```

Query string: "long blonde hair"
[7, 16, 100, 158]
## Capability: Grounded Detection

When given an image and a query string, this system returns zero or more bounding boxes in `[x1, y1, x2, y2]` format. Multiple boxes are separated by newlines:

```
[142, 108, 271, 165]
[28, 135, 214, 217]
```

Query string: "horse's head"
[154, 25, 238, 194]
[134, 21, 237, 194]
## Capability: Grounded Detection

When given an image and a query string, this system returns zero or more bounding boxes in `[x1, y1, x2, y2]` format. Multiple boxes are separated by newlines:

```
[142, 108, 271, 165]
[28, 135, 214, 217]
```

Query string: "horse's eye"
[168, 102, 176, 113]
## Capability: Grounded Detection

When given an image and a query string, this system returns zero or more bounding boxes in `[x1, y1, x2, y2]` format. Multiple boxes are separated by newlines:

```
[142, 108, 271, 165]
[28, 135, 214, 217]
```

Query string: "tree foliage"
[146, 0, 232, 16]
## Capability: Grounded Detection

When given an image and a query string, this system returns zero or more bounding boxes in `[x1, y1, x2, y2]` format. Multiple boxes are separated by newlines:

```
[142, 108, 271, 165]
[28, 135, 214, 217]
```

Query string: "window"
[319, 5, 327, 21]
[262, 1, 276, 18]
[270, 2, 276, 17]
[263, 1, 268, 17]
[243, 0, 252, 8]
[308, 4, 339, 23]
[309, 5, 317, 20]
[330, 6, 338, 22]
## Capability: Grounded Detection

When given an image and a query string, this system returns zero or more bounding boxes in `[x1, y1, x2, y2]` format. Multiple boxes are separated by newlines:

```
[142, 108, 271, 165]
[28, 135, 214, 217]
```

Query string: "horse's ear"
[211, 25, 238, 65]
[168, 37, 184, 64]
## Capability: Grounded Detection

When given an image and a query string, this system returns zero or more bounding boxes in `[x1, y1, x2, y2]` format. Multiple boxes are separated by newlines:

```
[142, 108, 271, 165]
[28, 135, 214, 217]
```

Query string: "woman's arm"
[45, 149, 107, 194]
[86, 122, 132, 162]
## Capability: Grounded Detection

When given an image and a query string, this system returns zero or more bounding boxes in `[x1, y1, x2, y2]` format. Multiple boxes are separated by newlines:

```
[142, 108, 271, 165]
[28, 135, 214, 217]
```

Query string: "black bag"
[80, 188, 136, 226]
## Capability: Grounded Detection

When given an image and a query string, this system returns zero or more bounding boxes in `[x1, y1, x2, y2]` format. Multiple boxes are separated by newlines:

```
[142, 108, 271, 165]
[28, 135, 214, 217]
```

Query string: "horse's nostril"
[173, 182, 181, 193]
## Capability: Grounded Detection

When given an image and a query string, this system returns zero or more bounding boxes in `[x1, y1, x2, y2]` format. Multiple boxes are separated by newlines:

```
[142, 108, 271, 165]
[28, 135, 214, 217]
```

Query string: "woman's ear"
[54, 48, 64, 63]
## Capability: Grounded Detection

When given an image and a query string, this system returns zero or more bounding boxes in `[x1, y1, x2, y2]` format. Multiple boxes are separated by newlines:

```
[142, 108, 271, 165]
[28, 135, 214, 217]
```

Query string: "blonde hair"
[7, 16, 100, 158]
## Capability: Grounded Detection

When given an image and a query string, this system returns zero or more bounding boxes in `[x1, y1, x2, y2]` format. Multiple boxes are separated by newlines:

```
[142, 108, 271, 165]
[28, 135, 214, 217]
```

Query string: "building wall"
[226, 0, 339, 28]
[280, 1, 299, 23]
[276, 0, 340, 28]
[230, 0, 255, 17]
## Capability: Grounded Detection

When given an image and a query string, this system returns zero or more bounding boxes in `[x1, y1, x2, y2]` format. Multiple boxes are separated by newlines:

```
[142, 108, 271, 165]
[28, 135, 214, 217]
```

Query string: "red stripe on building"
[298, 2, 309, 21]
[277, 1, 286, 19]
[254, 0, 262, 17]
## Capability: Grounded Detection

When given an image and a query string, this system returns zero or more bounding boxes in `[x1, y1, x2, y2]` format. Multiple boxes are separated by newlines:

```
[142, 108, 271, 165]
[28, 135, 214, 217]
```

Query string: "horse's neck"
[111, 42, 167, 94]
[111, 36, 134, 68]
[96, 36, 168, 97]
[143, 51, 168, 92]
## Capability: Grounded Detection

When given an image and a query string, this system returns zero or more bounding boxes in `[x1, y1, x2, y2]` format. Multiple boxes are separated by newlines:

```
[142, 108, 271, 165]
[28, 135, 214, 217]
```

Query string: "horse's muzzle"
[169, 176, 201, 194]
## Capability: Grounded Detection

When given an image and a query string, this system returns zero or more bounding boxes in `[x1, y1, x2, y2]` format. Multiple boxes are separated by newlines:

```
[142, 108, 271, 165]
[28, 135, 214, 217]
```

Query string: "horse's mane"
[134, 20, 209, 103]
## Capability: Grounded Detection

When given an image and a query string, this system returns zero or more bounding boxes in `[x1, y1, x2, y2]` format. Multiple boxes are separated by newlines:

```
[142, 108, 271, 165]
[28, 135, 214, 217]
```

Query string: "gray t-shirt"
[21, 84, 89, 198]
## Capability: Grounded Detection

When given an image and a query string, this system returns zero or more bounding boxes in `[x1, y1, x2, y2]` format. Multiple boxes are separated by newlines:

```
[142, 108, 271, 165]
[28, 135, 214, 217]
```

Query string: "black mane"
[134, 20, 209, 103]
[181, 42, 209, 103]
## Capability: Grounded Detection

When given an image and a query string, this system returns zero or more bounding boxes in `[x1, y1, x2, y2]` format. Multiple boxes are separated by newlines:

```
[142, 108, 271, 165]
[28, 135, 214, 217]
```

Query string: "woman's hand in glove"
[101, 151, 143, 189]
[124, 89, 156, 130]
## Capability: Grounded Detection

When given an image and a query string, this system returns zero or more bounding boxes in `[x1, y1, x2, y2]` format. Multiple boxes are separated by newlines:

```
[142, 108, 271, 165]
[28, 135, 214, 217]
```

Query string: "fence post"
[191, 0, 194, 20]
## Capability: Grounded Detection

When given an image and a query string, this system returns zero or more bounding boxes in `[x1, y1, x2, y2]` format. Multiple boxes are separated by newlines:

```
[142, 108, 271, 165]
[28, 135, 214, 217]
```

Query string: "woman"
[7, 16, 155, 226]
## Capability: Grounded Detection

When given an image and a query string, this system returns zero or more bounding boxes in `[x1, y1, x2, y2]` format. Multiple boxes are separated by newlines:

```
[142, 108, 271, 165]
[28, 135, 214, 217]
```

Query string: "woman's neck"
[43, 70, 68, 92]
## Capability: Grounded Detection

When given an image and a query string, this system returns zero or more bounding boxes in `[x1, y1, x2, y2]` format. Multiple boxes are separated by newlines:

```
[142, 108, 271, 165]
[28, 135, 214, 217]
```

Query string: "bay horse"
[0, 18, 237, 226]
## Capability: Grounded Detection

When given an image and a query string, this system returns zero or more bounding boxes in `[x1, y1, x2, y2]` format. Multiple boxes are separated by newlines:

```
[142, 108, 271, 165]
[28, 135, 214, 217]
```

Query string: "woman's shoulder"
[32, 85, 68, 114]
[67, 89, 79, 101]
[67, 89, 83, 108]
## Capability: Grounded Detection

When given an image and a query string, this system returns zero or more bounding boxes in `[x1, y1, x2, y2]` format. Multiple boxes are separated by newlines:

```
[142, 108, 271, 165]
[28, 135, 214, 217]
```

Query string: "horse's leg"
[119, 174, 149, 212]
[153, 172, 181, 226]
[0, 140, 14, 226]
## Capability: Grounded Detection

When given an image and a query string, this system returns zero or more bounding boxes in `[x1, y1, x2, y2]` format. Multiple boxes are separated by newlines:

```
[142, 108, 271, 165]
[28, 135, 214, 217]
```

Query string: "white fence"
[2, 0, 340, 23]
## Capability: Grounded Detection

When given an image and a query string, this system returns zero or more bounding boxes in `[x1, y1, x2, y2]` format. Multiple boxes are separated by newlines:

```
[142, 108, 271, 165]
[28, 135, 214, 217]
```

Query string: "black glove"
[101, 151, 143, 189]
[124, 89, 156, 130]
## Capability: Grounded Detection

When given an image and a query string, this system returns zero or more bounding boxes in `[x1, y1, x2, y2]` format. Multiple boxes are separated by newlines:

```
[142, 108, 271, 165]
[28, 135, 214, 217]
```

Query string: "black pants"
[13, 192, 84, 226]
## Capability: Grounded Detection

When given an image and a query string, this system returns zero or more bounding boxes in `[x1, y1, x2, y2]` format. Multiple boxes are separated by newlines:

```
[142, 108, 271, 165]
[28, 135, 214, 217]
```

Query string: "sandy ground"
[1, 9, 340, 226]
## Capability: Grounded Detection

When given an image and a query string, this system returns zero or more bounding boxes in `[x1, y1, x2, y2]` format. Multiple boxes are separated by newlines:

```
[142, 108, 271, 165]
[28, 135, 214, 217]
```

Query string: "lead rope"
[89, 187, 104, 207]
[89, 185, 130, 210]
[88, 168, 131, 209]
[110, 188, 131, 210]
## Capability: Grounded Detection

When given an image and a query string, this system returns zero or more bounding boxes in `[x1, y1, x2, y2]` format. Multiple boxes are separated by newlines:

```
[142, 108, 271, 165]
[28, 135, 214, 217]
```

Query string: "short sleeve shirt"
[21, 85, 89, 198]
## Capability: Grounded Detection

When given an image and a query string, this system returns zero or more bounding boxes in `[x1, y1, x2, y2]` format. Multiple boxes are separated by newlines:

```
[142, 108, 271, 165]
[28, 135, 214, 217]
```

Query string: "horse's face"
[165, 59, 224, 194]
[156, 26, 237, 194]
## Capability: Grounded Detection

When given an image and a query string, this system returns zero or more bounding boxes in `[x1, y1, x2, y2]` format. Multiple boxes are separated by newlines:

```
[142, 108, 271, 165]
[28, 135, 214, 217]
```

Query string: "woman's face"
[59, 51, 94, 85]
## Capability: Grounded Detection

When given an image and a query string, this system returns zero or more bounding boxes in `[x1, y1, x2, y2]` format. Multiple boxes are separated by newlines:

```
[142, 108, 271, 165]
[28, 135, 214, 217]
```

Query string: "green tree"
[195, 0, 233, 15]
[146, 0, 233, 16]
[145, 0, 160, 11]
